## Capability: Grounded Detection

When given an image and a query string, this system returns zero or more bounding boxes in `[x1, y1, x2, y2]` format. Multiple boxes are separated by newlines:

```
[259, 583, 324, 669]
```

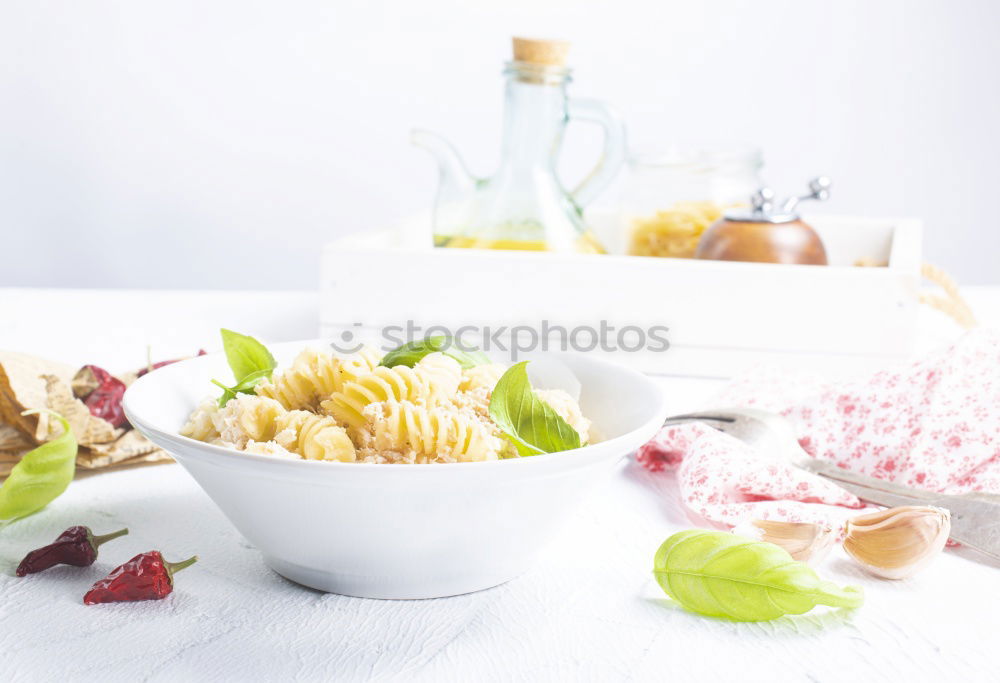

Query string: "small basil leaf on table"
[488, 361, 581, 457]
[653, 530, 864, 622]
[380, 336, 490, 370]
[215, 329, 276, 406]
[0, 410, 78, 524]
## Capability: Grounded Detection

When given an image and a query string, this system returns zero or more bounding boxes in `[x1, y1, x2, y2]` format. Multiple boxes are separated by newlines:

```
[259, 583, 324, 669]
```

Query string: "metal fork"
[663, 407, 1000, 562]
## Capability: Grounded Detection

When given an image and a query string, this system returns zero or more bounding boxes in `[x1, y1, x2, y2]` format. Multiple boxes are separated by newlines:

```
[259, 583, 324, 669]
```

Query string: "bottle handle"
[566, 98, 627, 209]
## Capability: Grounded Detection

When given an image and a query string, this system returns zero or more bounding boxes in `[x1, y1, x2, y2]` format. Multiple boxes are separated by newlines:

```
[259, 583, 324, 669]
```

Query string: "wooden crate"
[320, 214, 922, 378]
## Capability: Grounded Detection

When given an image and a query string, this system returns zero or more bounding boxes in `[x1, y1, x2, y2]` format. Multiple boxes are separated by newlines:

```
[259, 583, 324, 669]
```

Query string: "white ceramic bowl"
[124, 343, 669, 599]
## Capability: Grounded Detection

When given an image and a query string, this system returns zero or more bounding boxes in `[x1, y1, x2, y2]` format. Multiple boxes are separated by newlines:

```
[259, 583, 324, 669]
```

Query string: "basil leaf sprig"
[221, 328, 276, 379]
[380, 336, 490, 370]
[488, 361, 581, 457]
[212, 368, 272, 407]
[214, 329, 276, 407]
[653, 530, 864, 621]
[0, 410, 78, 524]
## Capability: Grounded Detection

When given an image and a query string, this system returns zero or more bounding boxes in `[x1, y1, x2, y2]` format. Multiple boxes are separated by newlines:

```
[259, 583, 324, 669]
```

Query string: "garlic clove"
[731, 519, 838, 563]
[843, 506, 951, 580]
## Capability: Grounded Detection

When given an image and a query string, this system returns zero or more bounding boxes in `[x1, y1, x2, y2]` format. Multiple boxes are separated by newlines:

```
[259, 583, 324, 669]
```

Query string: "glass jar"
[620, 145, 763, 258]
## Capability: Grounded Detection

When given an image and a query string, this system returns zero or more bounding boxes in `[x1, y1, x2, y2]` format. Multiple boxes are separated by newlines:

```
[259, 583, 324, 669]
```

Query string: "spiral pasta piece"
[180, 398, 222, 442]
[216, 395, 287, 446]
[321, 353, 462, 430]
[411, 352, 463, 396]
[370, 400, 502, 463]
[256, 346, 381, 411]
[213, 395, 355, 461]
[458, 363, 506, 392]
[273, 410, 356, 462]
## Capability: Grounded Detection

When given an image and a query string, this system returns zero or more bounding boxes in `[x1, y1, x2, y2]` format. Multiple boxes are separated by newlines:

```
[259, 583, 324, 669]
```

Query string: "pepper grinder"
[695, 177, 831, 265]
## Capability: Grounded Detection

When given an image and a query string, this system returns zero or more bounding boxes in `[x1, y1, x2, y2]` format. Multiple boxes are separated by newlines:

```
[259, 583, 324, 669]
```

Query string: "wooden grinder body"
[695, 217, 828, 265]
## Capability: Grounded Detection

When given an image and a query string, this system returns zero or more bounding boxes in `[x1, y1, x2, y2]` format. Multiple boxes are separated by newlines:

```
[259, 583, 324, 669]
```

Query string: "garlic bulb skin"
[731, 519, 838, 563]
[843, 506, 951, 580]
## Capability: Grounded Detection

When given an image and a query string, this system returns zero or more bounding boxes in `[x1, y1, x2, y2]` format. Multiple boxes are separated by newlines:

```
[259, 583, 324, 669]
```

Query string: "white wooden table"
[2, 288, 999, 682]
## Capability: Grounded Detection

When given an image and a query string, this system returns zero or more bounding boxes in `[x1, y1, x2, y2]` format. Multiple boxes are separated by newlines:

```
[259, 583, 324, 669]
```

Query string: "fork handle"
[662, 413, 735, 427]
[820, 477, 934, 510]
[806, 462, 941, 503]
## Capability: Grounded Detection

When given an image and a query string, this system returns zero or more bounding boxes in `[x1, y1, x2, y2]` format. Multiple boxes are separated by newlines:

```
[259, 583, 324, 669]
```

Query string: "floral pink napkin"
[637, 329, 1000, 530]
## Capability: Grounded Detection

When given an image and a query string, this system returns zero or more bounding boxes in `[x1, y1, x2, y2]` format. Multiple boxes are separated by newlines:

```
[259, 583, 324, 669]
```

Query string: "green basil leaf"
[0, 410, 78, 524]
[488, 361, 581, 457]
[380, 336, 490, 370]
[212, 380, 237, 407]
[215, 329, 275, 405]
[653, 530, 864, 621]
[213, 368, 271, 407]
[220, 328, 276, 381]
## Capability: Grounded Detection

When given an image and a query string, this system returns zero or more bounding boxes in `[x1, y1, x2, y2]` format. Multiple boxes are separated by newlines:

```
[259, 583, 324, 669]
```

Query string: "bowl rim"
[123, 341, 669, 473]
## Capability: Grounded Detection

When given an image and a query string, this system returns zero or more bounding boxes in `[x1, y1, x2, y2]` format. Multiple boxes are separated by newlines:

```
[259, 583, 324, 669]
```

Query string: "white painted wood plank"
[320, 215, 923, 377]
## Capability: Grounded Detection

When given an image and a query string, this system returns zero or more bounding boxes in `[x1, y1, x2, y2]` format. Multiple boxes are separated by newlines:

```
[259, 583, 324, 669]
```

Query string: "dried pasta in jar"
[627, 201, 723, 258]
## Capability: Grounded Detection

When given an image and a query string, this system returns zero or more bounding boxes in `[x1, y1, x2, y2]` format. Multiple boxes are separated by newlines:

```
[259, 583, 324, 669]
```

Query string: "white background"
[2, 0, 998, 288]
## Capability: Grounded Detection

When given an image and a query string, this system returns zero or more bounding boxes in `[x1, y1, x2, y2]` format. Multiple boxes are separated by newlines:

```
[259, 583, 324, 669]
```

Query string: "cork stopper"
[512, 37, 570, 66]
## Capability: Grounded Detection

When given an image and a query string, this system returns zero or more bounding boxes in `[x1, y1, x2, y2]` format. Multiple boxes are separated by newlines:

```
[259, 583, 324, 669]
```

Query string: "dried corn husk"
[0, 352, 171, 480]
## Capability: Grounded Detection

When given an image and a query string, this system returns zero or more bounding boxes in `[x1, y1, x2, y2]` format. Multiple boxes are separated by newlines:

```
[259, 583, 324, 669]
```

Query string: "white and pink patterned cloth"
[637, 329, 1000, 531]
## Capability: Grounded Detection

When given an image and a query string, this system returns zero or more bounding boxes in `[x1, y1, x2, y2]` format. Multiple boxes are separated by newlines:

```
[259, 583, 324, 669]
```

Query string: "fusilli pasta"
[321, 353, 462, 430]
[273, 410, 356, 462]
[181, 342, 595, 465]
[213, 395, 355, 462]
[216, 395, 286, 446]
[458, 363, 506, 392]
[365, 400, 503, 463]
[256, 346, 381, 411]
[180, 398, 222, 442]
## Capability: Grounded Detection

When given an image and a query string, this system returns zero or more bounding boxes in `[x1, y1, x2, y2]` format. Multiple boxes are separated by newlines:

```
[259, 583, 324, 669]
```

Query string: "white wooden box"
[320, 214, 922, 378]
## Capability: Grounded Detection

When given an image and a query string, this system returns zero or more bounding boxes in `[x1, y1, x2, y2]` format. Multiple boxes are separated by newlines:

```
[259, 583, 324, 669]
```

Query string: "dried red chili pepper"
[16, 525, 129, 576]
[72, 350, 206, 428]
[71, 365, 114, 401]
[83, 551, 198, 605]
[70, 364, 129, 428]
[84, 376, 128, 428]
[137, 349, 207, 377]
